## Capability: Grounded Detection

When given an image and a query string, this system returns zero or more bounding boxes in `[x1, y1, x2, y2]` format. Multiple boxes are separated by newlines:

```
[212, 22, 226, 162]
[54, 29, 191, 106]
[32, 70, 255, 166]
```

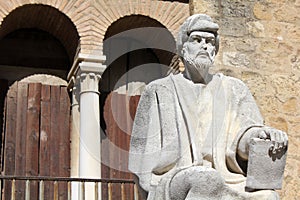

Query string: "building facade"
[0, 0, 298, 199]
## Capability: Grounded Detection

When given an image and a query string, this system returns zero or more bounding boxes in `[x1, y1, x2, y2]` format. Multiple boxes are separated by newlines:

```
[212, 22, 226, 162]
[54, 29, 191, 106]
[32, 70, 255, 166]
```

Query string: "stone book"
[246, 138, 287, 190]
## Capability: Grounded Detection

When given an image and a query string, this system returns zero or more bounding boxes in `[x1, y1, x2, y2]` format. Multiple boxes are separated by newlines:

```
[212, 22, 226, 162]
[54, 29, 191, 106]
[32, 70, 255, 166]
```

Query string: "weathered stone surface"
[191, 0, 219, 17]
[281, 97, 300, 116]
[265, 116, 288, 133]
[270, 75, 300, 102]
[247, 21, 265, 37]
[221, 0, 253, 18]
[273, 5, 298, 23]
[235, 39, 257, 52]
[259, 40, 280, 53]
[191, 1, 300, 199]
[241, 71, 269, 96]
[285, 24, 300, 41]
[291, 53, 300, 71]
[223, 52, 251, 68]
[219, 18, 249, 37]
[253, 2, 273, 20]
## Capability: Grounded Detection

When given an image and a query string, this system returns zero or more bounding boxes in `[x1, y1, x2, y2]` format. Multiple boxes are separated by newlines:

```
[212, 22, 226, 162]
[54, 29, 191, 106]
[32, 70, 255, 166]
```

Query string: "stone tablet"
[246, 138, 287, 190]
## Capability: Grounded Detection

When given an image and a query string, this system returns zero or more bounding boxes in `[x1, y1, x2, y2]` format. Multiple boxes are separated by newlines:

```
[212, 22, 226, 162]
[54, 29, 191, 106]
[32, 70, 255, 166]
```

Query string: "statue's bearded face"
[182, 31, 216, 82]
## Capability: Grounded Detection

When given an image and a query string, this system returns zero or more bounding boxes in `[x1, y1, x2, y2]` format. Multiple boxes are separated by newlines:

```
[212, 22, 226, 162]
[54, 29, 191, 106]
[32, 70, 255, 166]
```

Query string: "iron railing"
[0, 175, 138, 200]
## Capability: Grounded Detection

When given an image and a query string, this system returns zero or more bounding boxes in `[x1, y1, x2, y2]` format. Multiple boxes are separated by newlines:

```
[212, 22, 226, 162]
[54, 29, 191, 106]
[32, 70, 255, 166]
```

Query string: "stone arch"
[19, 74, 67, 86]
[0, 3, 80, 63]
[92, 0, 190, 51]
[101, 14, 177, 93]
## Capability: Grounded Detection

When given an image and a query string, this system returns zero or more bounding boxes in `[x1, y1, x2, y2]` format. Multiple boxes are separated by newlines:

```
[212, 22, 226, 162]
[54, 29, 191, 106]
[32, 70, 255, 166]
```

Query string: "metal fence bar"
[81, 182, 85, 200]
[0, 175, 134, 183]
[134, 184, 139, 200]
[25, 180, 30, 200]
[39, 180, 44, 200]
[67, 181, 71, 200]
[0, 179, 2, 200]
[121, 183, 125, 200]
[94, 182, 99, 200]
[0, 176, 136, 200]
[53, 181, 58, 200]
[10, 179, 15, 200]
[108, 183, 112, 200]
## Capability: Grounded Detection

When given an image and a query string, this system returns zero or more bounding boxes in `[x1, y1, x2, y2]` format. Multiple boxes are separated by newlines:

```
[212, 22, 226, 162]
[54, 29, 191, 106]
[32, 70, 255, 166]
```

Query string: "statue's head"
[177, 14, 219, 58]
[177, 14, 219, 83]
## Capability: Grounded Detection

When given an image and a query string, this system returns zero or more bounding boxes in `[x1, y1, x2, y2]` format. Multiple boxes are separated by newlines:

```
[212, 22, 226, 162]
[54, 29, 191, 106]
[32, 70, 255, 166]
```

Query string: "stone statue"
[128, 14, 288, 200]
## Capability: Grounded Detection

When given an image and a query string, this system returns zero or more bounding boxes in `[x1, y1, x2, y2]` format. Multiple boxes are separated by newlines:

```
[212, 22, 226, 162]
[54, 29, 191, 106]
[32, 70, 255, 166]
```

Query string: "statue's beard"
[183, 53, 213, 83]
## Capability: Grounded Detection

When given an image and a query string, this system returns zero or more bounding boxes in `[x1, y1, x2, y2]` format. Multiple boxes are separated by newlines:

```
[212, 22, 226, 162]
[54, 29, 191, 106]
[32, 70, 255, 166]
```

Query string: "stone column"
[78, 61, 105, 199]
[70, 76, 80, 199]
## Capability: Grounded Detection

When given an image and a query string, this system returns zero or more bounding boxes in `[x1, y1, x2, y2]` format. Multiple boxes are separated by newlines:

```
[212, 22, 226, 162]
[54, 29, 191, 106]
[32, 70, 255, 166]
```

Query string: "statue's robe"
[128, 73, 278, 199]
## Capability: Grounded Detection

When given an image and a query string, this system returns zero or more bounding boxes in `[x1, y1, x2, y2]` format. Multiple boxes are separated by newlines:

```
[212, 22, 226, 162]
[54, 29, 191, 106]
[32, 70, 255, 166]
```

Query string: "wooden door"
[101, 92, 141, 199]
[1, 82, 70, 200]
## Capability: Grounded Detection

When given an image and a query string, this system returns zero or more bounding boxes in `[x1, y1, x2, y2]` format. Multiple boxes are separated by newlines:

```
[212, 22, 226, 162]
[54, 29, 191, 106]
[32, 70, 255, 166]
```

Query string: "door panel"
[102, 92, 141, 200]
[1, 82, 71, 200]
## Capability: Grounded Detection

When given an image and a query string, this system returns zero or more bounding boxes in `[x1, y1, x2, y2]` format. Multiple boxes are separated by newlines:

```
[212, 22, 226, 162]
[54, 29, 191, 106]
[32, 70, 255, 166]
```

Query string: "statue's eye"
[190, 35, 201, 43]
[207, 38, 216, 45]
[194, 38, 201, 43]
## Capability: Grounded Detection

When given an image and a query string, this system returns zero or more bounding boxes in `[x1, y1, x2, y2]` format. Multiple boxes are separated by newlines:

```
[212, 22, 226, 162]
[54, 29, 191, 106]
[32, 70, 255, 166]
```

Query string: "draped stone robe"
[128, 73, 278, 199]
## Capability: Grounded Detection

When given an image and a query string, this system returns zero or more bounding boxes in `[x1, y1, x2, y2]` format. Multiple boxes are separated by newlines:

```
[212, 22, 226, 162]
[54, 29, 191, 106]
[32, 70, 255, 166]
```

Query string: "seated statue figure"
[128, 14, 288, 200]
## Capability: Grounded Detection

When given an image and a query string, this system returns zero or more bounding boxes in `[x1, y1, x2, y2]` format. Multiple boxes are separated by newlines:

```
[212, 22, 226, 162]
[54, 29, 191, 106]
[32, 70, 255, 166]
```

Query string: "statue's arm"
[235, 82, 288, 160]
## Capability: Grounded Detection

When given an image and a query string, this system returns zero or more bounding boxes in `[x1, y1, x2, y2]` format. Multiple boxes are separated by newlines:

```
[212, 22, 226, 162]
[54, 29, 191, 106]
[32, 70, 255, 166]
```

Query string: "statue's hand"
[253, 127, 288, 154]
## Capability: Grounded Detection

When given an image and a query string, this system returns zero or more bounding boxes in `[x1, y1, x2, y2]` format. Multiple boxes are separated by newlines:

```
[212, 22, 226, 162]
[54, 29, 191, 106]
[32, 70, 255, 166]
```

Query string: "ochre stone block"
[253, 2, 273, 20]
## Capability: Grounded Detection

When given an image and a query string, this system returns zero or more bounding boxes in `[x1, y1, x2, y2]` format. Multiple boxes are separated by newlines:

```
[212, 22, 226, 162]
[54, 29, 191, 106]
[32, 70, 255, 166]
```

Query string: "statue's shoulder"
[145, 74, 176, 91]
[216, 73, 249, 89]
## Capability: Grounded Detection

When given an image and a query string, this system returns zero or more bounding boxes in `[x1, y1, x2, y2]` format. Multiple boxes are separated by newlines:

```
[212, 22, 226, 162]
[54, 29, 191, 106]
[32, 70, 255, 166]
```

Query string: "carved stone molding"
[70, 76, 80, 107]
[79, 72, 101, 95]
[68, 54, 106, 80]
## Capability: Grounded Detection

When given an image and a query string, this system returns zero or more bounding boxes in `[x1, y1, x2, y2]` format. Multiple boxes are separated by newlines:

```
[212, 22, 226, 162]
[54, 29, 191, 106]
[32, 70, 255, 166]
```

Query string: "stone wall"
[190, 0, 300, 199]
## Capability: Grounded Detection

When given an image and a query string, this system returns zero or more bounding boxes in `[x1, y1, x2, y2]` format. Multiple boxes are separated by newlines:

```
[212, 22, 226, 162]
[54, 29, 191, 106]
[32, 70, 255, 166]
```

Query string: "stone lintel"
[79, 61, 106, 74]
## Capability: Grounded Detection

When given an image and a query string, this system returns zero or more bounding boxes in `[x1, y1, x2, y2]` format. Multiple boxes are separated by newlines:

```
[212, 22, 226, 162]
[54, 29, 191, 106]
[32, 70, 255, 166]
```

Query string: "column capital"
[79, 71, 101, 95]
[67, 53, 107, 80]
[68, 58, 107, 95]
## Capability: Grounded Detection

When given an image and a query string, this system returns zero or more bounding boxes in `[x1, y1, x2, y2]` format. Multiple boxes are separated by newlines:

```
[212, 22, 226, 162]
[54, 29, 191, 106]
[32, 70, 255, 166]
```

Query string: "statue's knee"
[169, 166, 226, 200]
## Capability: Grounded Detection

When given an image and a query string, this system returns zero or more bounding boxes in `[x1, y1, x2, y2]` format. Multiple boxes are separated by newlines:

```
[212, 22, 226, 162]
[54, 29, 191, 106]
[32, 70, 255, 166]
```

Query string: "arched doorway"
[100, 15, 176, 199]
[0, 4, 79, 200]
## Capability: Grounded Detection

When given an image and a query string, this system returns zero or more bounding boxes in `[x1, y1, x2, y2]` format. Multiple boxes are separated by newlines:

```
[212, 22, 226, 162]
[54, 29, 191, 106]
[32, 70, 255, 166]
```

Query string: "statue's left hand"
[238, 126, 288, 160]
[254, 127, 288, 154]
